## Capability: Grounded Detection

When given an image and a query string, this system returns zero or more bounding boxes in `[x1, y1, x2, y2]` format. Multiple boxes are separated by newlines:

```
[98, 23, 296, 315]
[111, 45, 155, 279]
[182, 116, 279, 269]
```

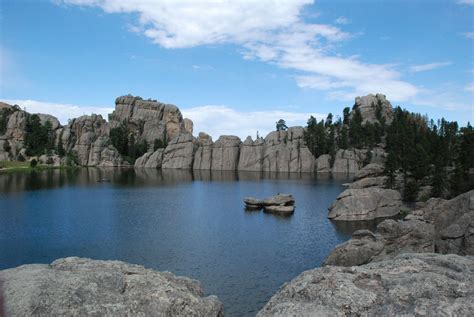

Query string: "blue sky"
[1, 0, 473, 138]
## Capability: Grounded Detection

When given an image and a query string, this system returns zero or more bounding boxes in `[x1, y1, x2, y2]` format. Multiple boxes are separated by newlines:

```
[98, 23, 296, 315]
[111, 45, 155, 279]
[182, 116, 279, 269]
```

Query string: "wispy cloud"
[457, 0, 474, 5]
[55, 0, 420, 104]
[462, 32, 474, 39]
[409, 61, 452, 73]
[465, 83, 474, 92]
[182, 105, 324, 139]
[334, 16, 350, 25]
[1, 99, 113, 124]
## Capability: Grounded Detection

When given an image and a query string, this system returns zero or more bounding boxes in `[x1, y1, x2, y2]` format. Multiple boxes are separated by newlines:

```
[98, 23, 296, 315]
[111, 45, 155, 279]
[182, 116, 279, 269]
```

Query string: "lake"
[0, 168, 359, 316]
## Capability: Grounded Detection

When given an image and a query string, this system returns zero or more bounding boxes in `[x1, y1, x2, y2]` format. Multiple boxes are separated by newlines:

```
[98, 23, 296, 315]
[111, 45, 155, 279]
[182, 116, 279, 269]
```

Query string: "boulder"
[263, 194, 295, 206]
[328, 187, 402, 221]
[0, 257, 224, 316]
[325, 219, 434, 267]
[348, 176, 387, 189]
[258, 253, 474, 316]
[420, 190, 474, 255]
[211, 135, 241, 170]
[263, 205, 295, 216]
[354, 163, 384, 180]
[324, 230, 385, 266]
[162, 133, 196, 169]
[243, 197, 264, 209]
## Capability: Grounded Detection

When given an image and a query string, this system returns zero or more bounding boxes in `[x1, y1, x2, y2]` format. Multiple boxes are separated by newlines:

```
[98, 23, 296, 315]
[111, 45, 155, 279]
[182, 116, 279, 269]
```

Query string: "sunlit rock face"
[109, 95, 186, 144]
[258, 253, 474, 317]
[0, 257, 224, 317]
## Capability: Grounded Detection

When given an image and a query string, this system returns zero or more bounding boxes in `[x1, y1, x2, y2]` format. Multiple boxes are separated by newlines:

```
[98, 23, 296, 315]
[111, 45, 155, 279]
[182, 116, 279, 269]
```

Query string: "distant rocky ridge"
[0, 94, 393, 173]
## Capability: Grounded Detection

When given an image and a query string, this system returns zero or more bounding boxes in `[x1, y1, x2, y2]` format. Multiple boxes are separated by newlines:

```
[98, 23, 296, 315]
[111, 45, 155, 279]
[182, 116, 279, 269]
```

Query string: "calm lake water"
[0, 168, 362, 316]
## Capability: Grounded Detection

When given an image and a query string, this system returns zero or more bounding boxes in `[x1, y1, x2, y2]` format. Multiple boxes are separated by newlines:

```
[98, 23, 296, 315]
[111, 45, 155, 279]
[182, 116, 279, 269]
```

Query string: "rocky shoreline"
[1, 93, 473, 315]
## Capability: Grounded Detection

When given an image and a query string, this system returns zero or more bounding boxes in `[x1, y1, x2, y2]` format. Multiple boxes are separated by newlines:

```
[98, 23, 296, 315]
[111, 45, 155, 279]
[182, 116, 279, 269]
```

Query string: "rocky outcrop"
[354, 163, 384, 180]
[134, 149, 164, 168]
[261, 127, 315, 173]
[193, 132, 213, 170]
[211, 136, 241, 170]
[162, 133, 197, 169]
[258, 253, 474, 316]
[328, 187, 402, 221]
[353, 93, 393, 125]
[331, 149, 366, 174]
[325, 219, 434, 266]
[109, 95, 186, 144]
[347, 176, 387, 189]
[244, 194, 296, 216]
[184, 118, 193, 135]
[416, 190, 474, 255]
[238, 136, 265, 171]
[37, 113, 61, 130]
[0, 257, 224, 316]
[61, 114, 125, 166]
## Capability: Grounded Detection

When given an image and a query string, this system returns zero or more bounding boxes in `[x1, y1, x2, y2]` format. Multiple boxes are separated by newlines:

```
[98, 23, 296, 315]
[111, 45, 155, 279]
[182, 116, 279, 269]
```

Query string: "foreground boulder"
[414, 190, 474, 255]
[258, 253, 474, 316]
[0, 257, 224, 316]
[243, 194, 296, 216]
[324, 219, 434, 266]
[328, 187, 402, 221]
[263, 205, 295, 216]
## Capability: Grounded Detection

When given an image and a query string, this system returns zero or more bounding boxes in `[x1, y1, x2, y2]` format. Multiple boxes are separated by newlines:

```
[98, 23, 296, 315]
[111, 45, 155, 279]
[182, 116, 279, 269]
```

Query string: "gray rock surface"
[65, 114, 125, 166]
[238, 136, 265, 171]
[258, 253, 474, 316]
[325, 219, 434, 266]
[193, 132, 213, 170]
[347, 176, 387, 189]
[184, 118, 194, 135]
[36, 113, 61, 130]
[134, 149, 164, 168]
[110, 95, 186, 144]
[0, 257, 224, 316]
[262, 127, 315, 173]
[328, 187, 402, 221]
[419, 190, 474, 255]
[211, 135, 241, 170]
[162, 133, 196, 169]
[354, 163, 384, 180]
[353, 93, 393, 125]
[331, 149, 366, 174]
[263, 205, 295, 216]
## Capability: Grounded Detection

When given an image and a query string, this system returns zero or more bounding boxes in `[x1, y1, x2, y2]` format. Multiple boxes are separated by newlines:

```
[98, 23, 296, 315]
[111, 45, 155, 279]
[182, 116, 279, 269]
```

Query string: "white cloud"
[457, 0, 474, 5]
[409, 61, 452, 73]
[182, 105, 324, 139]
[462, 32, 474, 39]
[56, 0, 421, 104]
[334, 16, 350, 25]
[1, 99, 113, 124]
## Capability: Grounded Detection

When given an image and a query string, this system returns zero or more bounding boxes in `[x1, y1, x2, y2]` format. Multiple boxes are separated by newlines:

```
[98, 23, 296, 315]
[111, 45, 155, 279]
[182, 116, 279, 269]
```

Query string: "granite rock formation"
[0, 257, 224, 316]
[258, 253, 474, 316]
[328, 187, 402, 221]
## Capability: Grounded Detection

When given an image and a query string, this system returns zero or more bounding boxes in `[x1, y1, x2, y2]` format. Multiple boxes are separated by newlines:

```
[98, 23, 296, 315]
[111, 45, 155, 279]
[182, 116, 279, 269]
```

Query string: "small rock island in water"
[244, 194, 296, 216]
